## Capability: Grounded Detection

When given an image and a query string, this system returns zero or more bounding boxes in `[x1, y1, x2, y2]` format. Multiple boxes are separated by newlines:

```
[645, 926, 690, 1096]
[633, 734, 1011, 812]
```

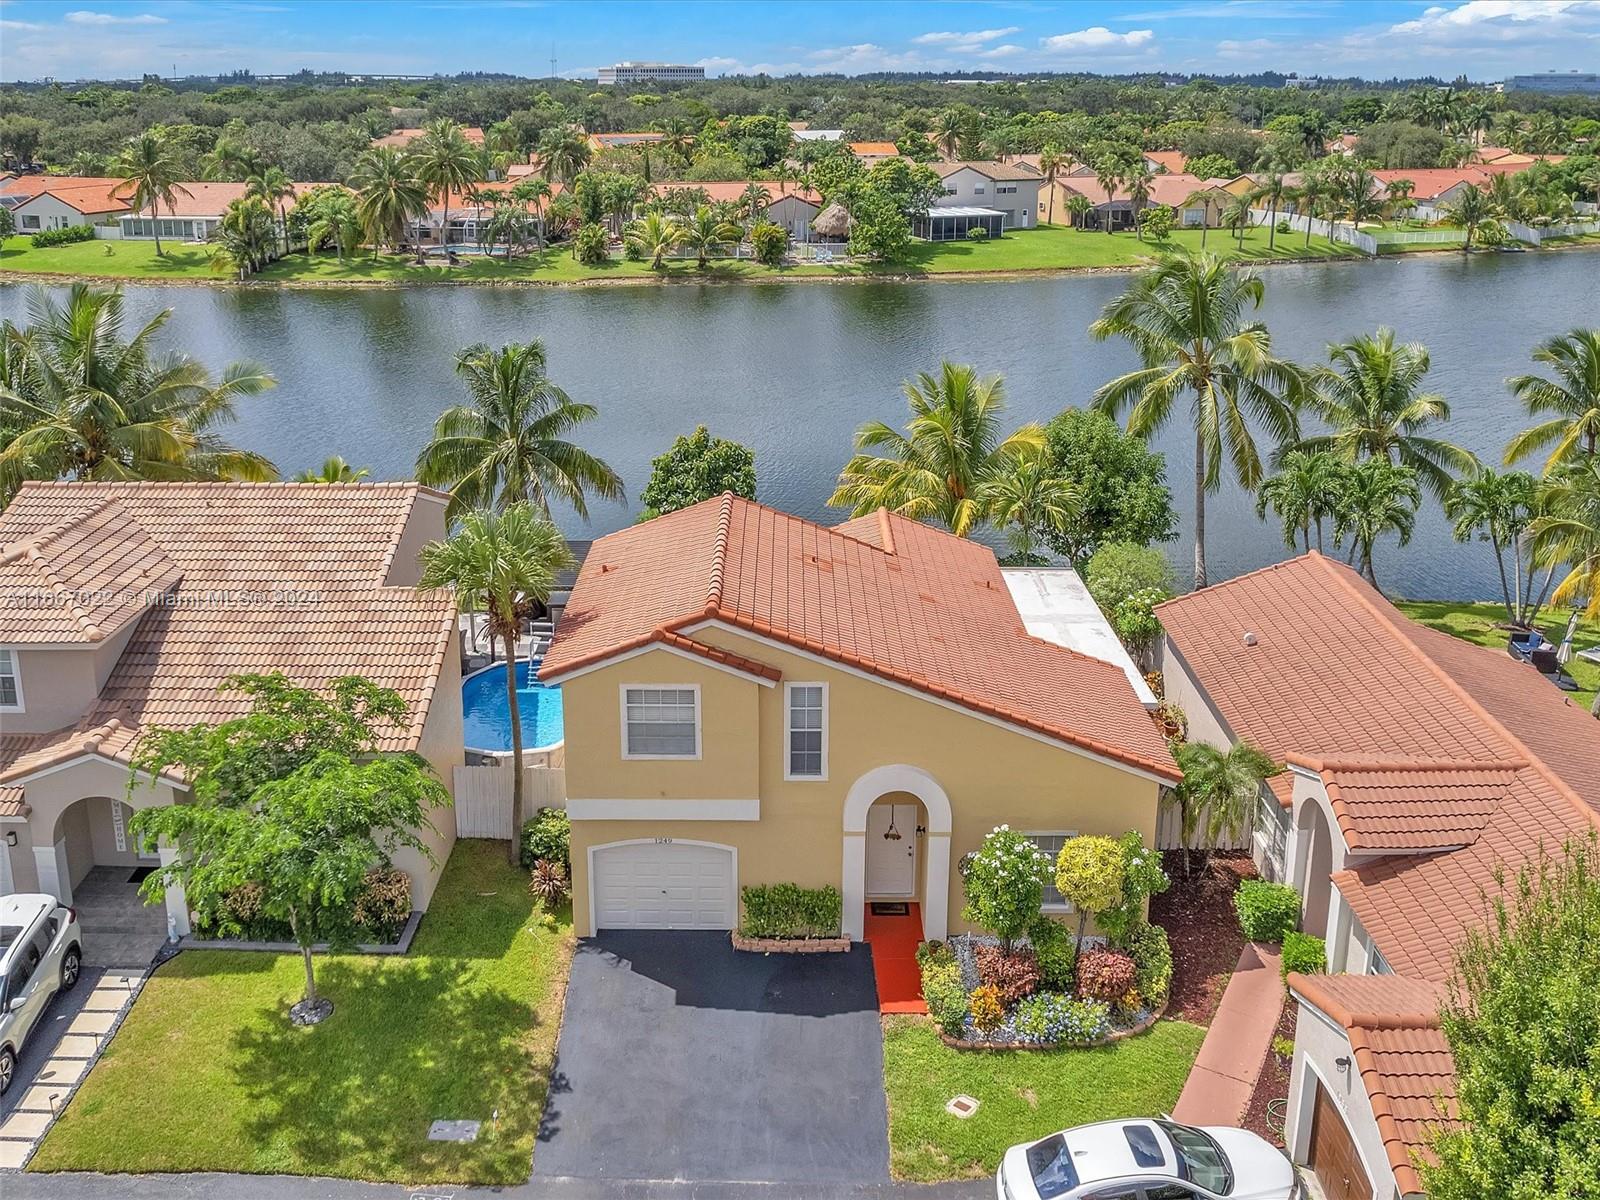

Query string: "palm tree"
[210, 196, 277, 279]
[1221, 193, 1253, 246]
[658, 117, 695, 162]
[1332, 458, 1420, 591]
[1256, 449, 1344, 552]
[412, 120, 483, 251]
[1249, 166, 1292, 250]
[350, 146, 429, 253]
[979, 450, 1080, 564]
[1529, 460, 1600, 654]
[0, 284, 276, 501]
[1445, 467, 1538, 625]
[1094, 158, 1123, 235]
[1291, 174, 1327, 248]
[1125, 160, 1155, 241]
[1295, 328, 1477, 500]
[1170, 740, 1281, 877]
[932, 108, 966, 161]
[1090, 253, 1304, 587]
[305, 189, 363, 261]
[510, 176, 553, 250]
[1385, 177, 1416, 222]
[416, 340, 623, 522]
[1182, 188, 1218, 249]
[244, 166, 295, 256]
[1066, 193, 1092, 230]
[1577, 160, 1600, 207]
[293, 455, 370, 483]
[201, 136, 259, 182]
[625, 212, 685, 270]
[418, 505, 576, 861]
[679, 205, 742, 269]
[115, 130, 192, 257]
[537, 126, 591, 184]
[737, 181, 772, 227]
[829, 361, 1044, 537]
[1442, 183, 1493, 254]
[1039, 146, 1070, 226]
[1505, 328, 1600, 472]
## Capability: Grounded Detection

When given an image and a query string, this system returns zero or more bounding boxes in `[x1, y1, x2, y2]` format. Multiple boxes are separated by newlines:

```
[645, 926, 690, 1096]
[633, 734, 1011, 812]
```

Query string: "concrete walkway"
[1171, 941, 1284, 1126]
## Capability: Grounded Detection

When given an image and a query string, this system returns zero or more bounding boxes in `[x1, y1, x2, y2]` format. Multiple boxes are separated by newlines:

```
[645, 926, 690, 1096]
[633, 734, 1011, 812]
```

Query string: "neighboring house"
[1146, 174, 1235, 226]
[8, 182, 131, 233]
[371, 126, 485, 149]
[0, 482, 462, 939]
[588, 131, 667, 155]
[1156, 552, 1598, 1200]
[849, 141, 900, 164]
[1370, 168, 1491, 217]
[1325, 133, 1362, 157]
[539, 495, 1179, 941]
[114, 180, 330, 242]
[408, 179, 558, 246]
[928, 161, 1043, 235]
[790, 126, 845, 142]
[647, 180, 822, 241]
[1143, 150, 1188, 174]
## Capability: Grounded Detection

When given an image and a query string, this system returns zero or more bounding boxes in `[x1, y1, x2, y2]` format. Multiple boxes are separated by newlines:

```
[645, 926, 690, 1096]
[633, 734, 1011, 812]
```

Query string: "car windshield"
[0, 924, 21, 954]
[1026, 1134, 1080, 1199]
[1159, 1122, 1233, 1195]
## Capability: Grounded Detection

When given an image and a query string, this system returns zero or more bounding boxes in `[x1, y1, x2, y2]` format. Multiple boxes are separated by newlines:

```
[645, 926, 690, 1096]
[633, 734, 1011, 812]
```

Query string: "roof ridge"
[1153, 551, 1324, 613]
[1288, 753, 1529, 775]
[0, 498, 128, 642]
[705, 492, 735, 614]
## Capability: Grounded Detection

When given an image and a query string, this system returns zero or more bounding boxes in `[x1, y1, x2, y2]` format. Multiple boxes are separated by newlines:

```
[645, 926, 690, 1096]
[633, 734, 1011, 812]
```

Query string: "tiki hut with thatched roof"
[811, 202, 851, 241]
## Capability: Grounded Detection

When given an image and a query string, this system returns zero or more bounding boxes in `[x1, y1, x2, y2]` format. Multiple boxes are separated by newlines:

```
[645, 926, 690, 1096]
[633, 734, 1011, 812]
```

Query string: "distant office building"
[1505, 71, 1600, 94]
[1282, 74, 1319, 89]
[598, 61, 706, 85]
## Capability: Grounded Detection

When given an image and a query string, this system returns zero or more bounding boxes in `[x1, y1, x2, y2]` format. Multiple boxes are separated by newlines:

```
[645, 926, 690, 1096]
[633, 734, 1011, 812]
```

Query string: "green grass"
[881, 1015, 1206, 1181]
[1394, 599, 1599, 710]
[30, 840, 573, 1185]
[1, 224, 1358, 287]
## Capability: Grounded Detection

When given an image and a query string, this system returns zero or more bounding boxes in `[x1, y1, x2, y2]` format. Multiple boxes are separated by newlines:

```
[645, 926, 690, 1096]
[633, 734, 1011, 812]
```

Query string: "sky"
[1, 0, 1598, 84]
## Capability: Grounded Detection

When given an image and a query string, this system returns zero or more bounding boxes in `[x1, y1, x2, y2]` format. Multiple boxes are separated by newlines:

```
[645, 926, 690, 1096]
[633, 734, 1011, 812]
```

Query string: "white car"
[0, 895, 84, 1095]
[997, 1118, 1300, 1200]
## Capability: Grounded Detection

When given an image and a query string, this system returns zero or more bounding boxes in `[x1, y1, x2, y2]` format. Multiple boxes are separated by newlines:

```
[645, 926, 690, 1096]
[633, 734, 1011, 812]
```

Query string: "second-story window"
[622, 686, 699, 758]
[786, 683, 827, 779]
[0, 648, 20, 709]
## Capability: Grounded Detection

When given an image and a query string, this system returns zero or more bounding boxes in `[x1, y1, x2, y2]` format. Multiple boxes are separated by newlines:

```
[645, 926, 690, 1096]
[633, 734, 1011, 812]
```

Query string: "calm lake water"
[4, 250, 1595, 599]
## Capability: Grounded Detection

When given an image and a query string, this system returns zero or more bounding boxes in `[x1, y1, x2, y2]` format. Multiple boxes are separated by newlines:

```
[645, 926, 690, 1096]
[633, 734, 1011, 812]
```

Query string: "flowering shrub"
[969, 984, 1006, 1034]
[1098, 831, 1170, 942]
[1077, 948, 1137, 1001]
[1013, 992, 1111, 1045]
[1027, 916, 1076, 990]
[1119, 921, 1173, 1009]
[961, 826, 1052, 952]
[1055, 835, 1126, 943]
[976, 944, 1041, 1007]
[917, 942, 968, 1037]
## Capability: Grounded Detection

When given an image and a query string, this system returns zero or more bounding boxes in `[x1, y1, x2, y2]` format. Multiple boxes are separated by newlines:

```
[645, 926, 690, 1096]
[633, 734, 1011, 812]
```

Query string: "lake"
[3, 250, 1595, 599]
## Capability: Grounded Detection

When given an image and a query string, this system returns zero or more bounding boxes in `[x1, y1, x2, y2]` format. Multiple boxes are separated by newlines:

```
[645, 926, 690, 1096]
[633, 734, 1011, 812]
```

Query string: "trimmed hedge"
[1234, 879, 1301, 943]
[739, 882, 842, 939]
[917, 941, 968, 1037]
[31, 224, 97, 248]
[1281, 931, 1327, 982]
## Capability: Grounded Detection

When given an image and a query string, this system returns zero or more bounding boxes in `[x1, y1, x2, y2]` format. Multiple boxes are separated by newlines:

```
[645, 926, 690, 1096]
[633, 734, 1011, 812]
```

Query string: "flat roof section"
[1002, 568, 1158, 707]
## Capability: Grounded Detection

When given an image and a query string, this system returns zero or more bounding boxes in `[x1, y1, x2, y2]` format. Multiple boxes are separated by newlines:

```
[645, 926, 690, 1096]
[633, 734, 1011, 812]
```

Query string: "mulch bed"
[1242, 1000, 1297, 1147]
[1149, 850, 1258, 1027]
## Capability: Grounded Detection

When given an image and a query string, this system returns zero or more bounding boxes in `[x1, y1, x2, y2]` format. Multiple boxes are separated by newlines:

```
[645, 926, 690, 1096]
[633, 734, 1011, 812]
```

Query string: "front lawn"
[30, 839, 572, 1184]
[1395, 599, 1598, 710]
[881, 1015, 1206, 1181]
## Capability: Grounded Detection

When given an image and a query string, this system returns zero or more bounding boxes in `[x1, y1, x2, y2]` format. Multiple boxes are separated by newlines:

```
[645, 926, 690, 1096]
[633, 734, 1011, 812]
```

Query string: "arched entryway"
[1293, 800, 1335, 938]
[37, 795, 172, 968]
[842, 765, 952, 942]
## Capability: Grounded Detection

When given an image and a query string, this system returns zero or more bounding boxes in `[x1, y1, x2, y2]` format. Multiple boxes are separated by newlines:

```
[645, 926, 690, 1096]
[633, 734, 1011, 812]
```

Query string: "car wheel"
[0, 1047, 14, 1096]
[61, 946, 82, 991]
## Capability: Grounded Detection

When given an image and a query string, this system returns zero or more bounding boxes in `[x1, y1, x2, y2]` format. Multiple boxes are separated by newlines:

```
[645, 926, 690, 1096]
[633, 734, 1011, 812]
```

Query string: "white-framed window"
[620, 685, 700, 759]
[20, 215, 39, 230]
[973, 185, 986, 195]
[1026, 831, 1076, 909]
[0, 648, 21, 710]
[1367, 944, 1392, 975]
[784, 682, 827, 780]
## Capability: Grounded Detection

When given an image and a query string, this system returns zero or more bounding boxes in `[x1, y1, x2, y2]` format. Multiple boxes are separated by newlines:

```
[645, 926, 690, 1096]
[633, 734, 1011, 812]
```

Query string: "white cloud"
[63, 10, 168, 24]
[0, 18, 47, 31]
[912, 27, 1020, 49]
[807, 43, 924, 72]
[1040, 27, 1156, 53]
[1391, 0, 1599, 34]
[977, 44, 1025, 59]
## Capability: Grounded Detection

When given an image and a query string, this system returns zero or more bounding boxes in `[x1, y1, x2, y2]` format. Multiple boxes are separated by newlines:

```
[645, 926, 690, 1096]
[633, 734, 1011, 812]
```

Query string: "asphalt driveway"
[535, 930, 890, 1185]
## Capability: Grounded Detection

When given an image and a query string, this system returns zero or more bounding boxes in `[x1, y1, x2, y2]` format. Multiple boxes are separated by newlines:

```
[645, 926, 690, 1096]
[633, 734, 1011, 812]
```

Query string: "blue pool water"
[462, 659, 564, 752]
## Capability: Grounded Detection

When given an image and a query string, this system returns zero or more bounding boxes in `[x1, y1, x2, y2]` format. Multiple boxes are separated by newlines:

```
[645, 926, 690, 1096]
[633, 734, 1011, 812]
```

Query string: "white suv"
[0, 894, 84, 1095]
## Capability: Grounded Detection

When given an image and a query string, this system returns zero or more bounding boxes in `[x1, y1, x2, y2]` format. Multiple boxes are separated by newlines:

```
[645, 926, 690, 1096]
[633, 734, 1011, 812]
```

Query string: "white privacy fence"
[454, 764, 566, 840]
[1369, 229, 1464, 245]
[1246, 208, 1376, 256]
[1506, 219, 1600, 245]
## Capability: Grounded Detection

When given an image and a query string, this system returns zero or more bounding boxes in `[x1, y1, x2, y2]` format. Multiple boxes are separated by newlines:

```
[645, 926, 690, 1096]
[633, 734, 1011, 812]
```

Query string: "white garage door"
[591, 841, 735, 930]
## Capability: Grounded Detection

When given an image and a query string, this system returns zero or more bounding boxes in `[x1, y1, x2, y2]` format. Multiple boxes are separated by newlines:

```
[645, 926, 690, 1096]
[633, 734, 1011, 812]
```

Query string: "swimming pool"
[461, 659, 563, 753]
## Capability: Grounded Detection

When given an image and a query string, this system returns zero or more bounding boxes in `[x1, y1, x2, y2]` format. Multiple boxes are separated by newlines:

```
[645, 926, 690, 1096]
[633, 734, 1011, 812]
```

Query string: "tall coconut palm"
[1528, 459, 1600, 696]
[1170, 740, 1281, 877]
[1256, 449, 1345, 552]
[658, 117, 695, 162]
[1090, 253, 1303, 587]
[244, 165, 296, 256]
[1221, 193, 1253, 246]
[1442, 183, 1493, 254]
[0, 284, 276, 501]
[1039, 146, 1070, 226]
[1332, 458, 1420, 591]
[1182, 188, 1218, 249]
[932, 108, 966, 161]
[1292, 174, 1328, 249]
[737, 181, 772, 227]
[510, 176, 553, 249]
[679, 205, 742, 269]
[115, 130, 191, 257]
[416, 340, 623, 522]
[1505, 328, 1600, 472]
[1094, 158, 1124, 235]
[418, 505, 576, 861]
[979, 450, 1080, 564]
[624, 212, 685, 270]
[412, 120, 483, 251]
[1248, 164, 1292, 250]
[829, 361, 1044, 537]
[350, 146, 429, 253]
[1125, 160, 1156, 241]
[1445, 467, 1538, 625]
[1295, 328, 1477, 500]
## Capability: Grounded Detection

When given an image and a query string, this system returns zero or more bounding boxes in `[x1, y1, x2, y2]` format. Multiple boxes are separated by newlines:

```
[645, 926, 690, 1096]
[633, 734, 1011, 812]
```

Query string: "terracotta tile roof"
[935, 160, 1042, 182]
[0, 175, 125, 200]
[1371, 168, 1491, 201]
[1289, 972, 1457, 1196]
[1158, 551, 1600, 981]
[112, 180, 332, 219]
[372, 126, 485, 148]
[647, 180, 821, 206]
[542, 495, 1179, 779]
[1143, 150, 1188, 173]
[0, 484, 457, 778]
[850, 142, 900, 157]
[12, 182, 132, 216]
[1146, 173, 1231, 208]
[0, 500, 182, 644]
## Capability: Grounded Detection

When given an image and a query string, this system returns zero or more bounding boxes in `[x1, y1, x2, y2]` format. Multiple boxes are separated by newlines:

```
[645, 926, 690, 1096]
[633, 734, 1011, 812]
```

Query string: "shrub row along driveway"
[537, 930, 890, 1184]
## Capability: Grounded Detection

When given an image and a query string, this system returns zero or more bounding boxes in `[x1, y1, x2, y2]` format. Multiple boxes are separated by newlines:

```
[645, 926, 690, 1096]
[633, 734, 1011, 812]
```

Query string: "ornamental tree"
[1423, 834, 1600, 1200]
[1041, 408, 1178, 565]
[638, 426, 757, 520]
[1096, 831, 1171, 944]
[1055, 835, 1127, 946]
[961, 826, 1052, 953]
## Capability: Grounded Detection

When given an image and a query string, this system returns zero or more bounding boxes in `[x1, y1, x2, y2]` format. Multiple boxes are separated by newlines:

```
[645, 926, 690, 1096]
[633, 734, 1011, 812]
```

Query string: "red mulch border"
[1149, 850, 1258, 1027]
[1242, 998, 1297, 1146]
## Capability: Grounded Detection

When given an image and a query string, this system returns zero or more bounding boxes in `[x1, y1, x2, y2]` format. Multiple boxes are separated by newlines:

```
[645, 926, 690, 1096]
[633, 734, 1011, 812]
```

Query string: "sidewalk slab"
[1172, 941, 1284, 1125]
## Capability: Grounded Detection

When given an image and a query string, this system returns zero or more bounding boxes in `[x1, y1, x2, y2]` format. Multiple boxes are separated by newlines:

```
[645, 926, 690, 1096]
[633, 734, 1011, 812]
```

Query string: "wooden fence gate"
[454, 765, 566, 840]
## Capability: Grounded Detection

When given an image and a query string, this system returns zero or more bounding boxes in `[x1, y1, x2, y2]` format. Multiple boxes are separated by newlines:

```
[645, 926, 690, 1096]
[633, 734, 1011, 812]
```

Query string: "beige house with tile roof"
[0, 482, 462, 941]
[1157, 552, 1598, 1200]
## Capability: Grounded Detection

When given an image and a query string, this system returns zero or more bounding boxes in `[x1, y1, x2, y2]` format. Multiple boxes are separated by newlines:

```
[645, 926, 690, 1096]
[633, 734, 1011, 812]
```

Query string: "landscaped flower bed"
[731, 883, 847, 952]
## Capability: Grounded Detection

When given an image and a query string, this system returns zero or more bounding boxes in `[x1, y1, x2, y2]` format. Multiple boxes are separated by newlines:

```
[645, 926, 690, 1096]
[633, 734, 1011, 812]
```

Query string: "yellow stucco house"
[541, 495, 1179, 942]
